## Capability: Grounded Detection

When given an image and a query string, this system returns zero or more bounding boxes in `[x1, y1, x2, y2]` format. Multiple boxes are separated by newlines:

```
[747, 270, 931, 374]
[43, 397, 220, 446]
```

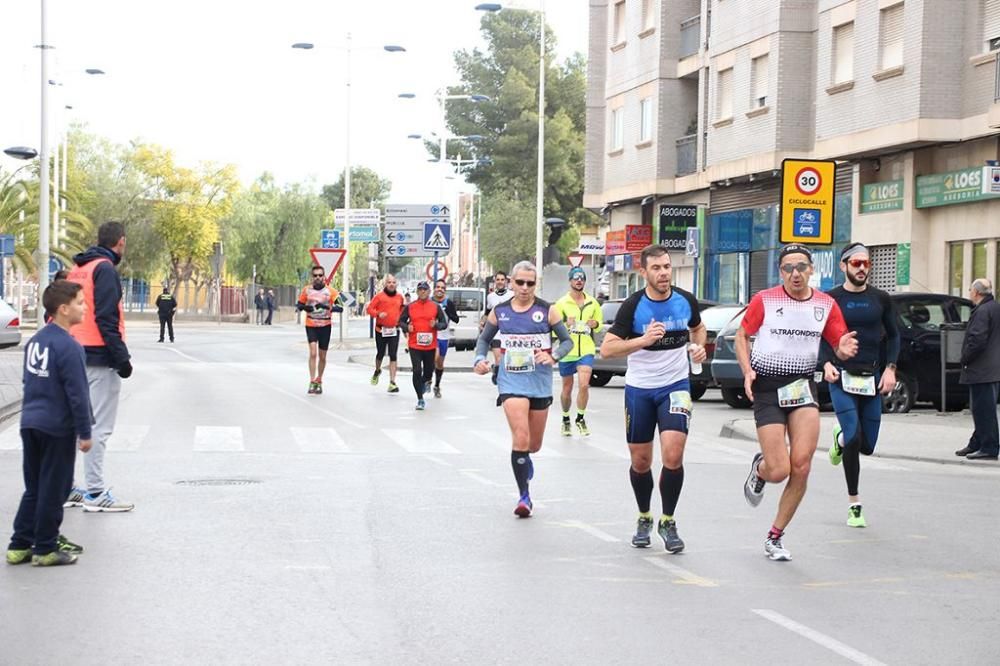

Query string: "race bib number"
[571, 321, 591, 335]
[842, 372, 877, 396]
[669, 390, 692, 418]
[505, 349, 536, 373]
[380, 327, 397, 338]
[777, 378, 815, 408]
[416, 332, 434, 346]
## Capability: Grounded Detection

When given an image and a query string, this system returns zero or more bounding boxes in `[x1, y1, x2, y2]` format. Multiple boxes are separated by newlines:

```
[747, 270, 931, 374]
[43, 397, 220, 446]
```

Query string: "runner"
[599, 245, 706, 552]
[554, 267, 603, 437]
[474, 261, 572, 517]
[823, 243, 900, 528]
[366, 274, 405, 394]
[296, 266, 341, 395]
[737, 244, 858, 561]
[432, 279, 460, 398]
[398, 281, 448, 410]
[484, 271, 514, 385]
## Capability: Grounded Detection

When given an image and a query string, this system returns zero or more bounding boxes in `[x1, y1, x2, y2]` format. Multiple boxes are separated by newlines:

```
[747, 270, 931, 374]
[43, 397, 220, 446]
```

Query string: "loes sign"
[860, 180, 904, 214]
[658, 205, 698, 249]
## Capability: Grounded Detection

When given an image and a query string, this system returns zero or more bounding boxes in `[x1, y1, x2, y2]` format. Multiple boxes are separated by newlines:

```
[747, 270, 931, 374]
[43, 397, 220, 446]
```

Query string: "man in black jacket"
[156, 287, 177, 343]
[956, 278, 1000, 461]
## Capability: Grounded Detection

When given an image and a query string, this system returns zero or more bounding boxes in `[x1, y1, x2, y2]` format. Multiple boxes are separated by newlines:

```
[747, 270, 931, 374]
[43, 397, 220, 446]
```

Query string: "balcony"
[679, 16, 700, 59]
[676, 134, 697, 177]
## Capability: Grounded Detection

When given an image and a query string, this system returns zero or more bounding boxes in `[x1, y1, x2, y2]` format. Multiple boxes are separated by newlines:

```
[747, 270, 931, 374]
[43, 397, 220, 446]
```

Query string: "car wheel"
[590, 371, 613, 388]
[882, 373, 915, 414]
[721, 387, 752, 409]
[690, 383, 707, 401]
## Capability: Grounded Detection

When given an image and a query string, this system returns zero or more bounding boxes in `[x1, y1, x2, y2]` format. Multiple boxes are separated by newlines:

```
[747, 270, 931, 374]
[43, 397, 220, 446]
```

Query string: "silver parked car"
[0, 300, 22, 349]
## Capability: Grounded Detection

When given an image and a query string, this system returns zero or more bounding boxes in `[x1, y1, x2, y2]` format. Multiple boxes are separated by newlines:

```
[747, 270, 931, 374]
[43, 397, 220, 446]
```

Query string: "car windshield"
[700, 306, 743, 331]
[448, 289, 484, 312]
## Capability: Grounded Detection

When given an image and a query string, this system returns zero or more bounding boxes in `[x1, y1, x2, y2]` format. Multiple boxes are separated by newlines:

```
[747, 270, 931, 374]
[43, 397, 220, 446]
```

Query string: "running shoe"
[32, 551, 78, 567]
[847, 504, 867, 528]
[631, 513, 654, 548]
[370, 369, 381, 385]
[658, 517, 685, 553]
[388, 382, 399, 394]
[425, 381, 433, 396]
[561, 419, 572, 437]
[434, 385, 442, 399]
[83, 489, 134, 513]
[764, 536, 792, 561]
[743, 453, 765, 507]
[416, 399, 426, 411]
[576, 417, 591, 437]
[314, 380, 323, 395]
[63, 486, 86, 508]
[829, 424, 843, 466]
[308, 381, 318, 395]
[6, 548, 31, 565]
[514, 495, 533, 518]
[56, 534, 83, 554]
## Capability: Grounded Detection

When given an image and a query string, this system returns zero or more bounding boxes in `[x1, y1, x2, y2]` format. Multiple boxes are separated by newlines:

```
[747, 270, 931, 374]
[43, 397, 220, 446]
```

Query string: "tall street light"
[37, 0, 54, 294]
[476, 1, 546, 287]
[293, 38, 405, 341]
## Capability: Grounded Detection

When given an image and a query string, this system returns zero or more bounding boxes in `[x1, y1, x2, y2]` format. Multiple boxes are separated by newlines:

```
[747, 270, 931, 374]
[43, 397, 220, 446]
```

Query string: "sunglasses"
[514, 279, 536, 287]
[780, 262, 811, 275]
[847, 259, 871, 269]
[571, 276, 586, 282]
[311, 274, 325, 278]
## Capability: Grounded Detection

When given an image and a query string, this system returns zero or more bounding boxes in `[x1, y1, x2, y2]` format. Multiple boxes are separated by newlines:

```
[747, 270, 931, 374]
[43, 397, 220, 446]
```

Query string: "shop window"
[973, 241, 987, 283]
[949, 243, 964, 297]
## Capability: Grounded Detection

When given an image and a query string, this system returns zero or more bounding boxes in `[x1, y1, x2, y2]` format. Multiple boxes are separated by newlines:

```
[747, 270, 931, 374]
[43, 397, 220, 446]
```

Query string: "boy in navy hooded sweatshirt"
[6, 280, 93, 566]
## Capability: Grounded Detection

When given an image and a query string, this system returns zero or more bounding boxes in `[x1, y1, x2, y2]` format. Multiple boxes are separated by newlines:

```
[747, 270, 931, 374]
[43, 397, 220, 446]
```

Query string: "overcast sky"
[0, 0, 588, 204]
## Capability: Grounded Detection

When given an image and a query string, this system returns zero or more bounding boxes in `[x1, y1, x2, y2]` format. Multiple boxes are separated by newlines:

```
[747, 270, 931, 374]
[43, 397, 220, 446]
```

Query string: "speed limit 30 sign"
[780, 159, 836, 244]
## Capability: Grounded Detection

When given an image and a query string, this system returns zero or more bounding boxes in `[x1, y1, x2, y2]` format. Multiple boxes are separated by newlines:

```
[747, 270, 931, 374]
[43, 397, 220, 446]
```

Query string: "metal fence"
[676, 134, 698, 176]
[679, 15, 700, 58]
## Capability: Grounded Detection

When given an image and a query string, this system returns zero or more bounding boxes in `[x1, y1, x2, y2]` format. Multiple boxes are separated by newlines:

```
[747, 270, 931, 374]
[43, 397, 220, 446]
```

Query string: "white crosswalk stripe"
[193, 426, 244, 452]
[290, 427, 350, 453]
[383, 428, 460, 455]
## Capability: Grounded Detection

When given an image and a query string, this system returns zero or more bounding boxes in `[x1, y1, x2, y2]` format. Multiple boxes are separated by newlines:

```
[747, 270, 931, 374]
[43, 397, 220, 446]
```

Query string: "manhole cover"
[175, 478, 262, 487]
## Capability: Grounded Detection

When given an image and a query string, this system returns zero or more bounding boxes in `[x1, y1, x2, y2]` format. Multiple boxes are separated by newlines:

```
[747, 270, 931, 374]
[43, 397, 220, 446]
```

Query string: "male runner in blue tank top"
[474, 261, 573, 517]
[600, 244, 707, 553]
[821, 243, 900, 528]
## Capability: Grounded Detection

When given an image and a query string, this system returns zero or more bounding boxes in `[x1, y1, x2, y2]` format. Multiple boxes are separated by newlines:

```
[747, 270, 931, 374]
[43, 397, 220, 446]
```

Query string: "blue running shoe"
[514, 495, 533, 518]
[416, 399, 426, 411]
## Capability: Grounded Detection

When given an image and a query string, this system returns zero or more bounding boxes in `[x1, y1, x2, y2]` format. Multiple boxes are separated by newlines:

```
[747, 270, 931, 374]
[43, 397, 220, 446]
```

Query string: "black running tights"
[409, 349, 436, 398]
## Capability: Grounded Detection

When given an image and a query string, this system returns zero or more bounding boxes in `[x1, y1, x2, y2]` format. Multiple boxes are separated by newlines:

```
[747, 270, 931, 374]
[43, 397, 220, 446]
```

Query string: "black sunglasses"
[514, 279, 536, 287]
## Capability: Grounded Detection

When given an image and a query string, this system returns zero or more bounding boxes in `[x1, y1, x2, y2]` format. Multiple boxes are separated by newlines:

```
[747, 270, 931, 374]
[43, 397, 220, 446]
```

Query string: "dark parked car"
[590, 299, 737, 400]
[710, 292, 974, 413]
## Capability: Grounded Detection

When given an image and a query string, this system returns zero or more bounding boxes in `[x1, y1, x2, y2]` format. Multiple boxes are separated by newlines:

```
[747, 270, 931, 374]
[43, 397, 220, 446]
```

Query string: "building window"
[949, 242, 964, 296]
[986, 0, 1000, 51]
[610, 107, 624, 150]
[716, 67, 733, 120]
[833, 22, 854, 83]
[641, 0, 656, 31]
[973, 240, 987, 283]
[639, 97, 653, 142]
[613, 1, 626, 44]
[879, 3, 904, 70]
[751, 55, 768, 108]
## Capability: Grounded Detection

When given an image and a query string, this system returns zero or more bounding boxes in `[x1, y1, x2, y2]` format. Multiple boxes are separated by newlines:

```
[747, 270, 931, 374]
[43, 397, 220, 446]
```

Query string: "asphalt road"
[0, 322, 997, 664]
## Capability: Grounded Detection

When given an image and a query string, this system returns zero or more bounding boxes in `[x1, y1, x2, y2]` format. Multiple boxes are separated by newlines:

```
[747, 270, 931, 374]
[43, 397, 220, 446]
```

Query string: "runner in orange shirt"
[366, 274, 405, 393]
[296, 265, 342, 395]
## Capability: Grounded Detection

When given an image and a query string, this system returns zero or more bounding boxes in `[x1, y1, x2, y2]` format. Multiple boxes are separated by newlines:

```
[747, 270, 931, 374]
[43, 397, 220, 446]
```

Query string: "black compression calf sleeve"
[629, 467, 654, 514]
[434, 368, 444, 386]
[659, 466, 684, 516]
[511, 451, 531, 496]
[843, 445, 861, 497]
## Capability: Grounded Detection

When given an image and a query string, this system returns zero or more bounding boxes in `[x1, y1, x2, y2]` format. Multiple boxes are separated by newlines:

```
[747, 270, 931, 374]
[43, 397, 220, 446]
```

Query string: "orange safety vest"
[68, 258, 126, 346]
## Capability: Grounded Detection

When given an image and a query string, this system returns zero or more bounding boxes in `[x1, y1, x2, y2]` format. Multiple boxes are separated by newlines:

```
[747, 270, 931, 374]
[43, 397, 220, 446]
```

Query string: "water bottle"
[689, 343, 702, 375]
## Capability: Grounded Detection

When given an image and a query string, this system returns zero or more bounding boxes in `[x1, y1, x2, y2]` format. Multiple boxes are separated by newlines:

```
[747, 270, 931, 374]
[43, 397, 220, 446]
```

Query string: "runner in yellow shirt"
[553, 268, 603, 436]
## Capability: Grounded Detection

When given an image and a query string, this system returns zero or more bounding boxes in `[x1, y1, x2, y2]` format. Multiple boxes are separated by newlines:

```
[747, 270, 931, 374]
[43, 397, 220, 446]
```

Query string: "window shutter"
[833, 22, 854, 83]
[640, 98, 653, 141]
[717, 68, 733, 119]
[753, 55, 769, 107]
[985, 0, 1000, 48]
[880, 4, 904, 69]
[613, 1, 626, 43]
[611, 108, 624, 150]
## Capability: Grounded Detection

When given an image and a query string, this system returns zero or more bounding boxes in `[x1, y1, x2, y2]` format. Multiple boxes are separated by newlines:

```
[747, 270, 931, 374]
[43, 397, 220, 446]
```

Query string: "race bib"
[669, 390, 692, 418]
[416, 332, 434, 346]
[505, 349, 536, 373]
[571, 321, 591, 335]
[380, 327, 397, 338]
[842, 371, 877, 397]
[777, 378, 815, 408]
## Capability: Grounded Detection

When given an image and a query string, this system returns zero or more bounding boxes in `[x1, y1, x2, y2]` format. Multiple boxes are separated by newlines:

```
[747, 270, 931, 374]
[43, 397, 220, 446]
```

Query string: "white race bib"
[505, 349, 536, 373]
[380, 327, 397, 338]
[571, 321, 591, 335]
[842, 371, 877, 396]
[416, 332, 434, 346]
[777, 378, 815, 408]
[669, 390, 692, 419]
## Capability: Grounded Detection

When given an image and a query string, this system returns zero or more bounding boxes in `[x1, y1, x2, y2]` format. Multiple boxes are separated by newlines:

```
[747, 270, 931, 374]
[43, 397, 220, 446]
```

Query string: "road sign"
[321, 229, 341, 249]
[334, 225, 380, 243]
[685, 228, 700, 258]
[423, 221, 451, 251]
[425, 260, 448, 282]
[383, 229, 423, 243]
[334, 208, 381, 225]
[0, 235, 14, 258]
[567, 252, 584, 268]
[308, 248, 347, 284]
[385, 203, 451, 218]
[780, 158, 836, 244]
[577, 239, 605, 255]
[385, 244, 433, 258]
[983, 166, 1000, 194]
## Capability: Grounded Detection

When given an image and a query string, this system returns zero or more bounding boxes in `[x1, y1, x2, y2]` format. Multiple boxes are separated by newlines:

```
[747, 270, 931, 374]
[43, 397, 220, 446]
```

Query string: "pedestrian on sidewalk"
[254, 288, 266, 325]
[265, 289, 276, 325]
[64, 221, 134, 513]
[7, 281, 93, 567]
[156, 287, 177, 343]
[956, 278, 1000, 461]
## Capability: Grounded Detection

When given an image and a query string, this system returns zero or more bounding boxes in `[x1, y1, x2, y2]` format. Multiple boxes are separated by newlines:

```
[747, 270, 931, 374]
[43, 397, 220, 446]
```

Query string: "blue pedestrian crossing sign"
[423, 221, 451, 252]
[321, 229, 341, 249]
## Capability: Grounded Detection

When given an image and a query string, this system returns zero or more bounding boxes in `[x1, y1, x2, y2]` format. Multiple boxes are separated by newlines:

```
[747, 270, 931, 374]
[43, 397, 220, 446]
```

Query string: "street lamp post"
[38, 0, 52, 295]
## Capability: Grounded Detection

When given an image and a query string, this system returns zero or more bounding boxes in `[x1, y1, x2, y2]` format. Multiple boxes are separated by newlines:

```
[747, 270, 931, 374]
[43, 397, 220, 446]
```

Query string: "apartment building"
[585, 0, 1000, 303]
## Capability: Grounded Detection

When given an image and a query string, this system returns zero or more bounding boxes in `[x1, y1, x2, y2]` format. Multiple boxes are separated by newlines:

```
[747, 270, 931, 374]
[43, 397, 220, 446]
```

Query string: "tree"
[478, 190, 534, 273]
[321, 166, 392, 211]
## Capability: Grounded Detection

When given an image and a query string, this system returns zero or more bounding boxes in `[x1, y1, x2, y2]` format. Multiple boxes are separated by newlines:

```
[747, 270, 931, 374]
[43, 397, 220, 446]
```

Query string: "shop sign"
[657, 205, 698, 249]
[860, 180, 904, 214]
[915, 167, 1000, 208]
[625, 224, 653, 252]
[605, 230, 627, 255]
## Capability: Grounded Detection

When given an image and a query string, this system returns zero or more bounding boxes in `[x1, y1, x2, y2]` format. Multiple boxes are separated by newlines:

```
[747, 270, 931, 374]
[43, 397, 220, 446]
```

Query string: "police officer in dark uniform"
[157, 287, 177, 343]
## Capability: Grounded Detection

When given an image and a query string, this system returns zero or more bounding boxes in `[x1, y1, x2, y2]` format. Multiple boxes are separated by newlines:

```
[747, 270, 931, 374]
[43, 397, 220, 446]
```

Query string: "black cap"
[778, 244, 813, 263]
[416, 281, 430, 290]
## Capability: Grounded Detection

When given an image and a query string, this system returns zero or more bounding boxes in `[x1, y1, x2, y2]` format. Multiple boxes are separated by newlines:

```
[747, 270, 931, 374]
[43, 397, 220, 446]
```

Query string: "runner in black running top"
[821, 243, 900, 529]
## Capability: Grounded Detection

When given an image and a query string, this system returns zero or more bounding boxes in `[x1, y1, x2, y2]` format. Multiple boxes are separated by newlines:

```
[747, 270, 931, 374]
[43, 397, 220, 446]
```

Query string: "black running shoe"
[631, 514, 654, 548]
[658, 518, 685, 553]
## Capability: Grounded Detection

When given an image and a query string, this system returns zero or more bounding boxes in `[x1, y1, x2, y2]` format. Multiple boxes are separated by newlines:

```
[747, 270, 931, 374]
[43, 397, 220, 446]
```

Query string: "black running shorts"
[305, 325, 332, 351]
[375, 331, 400, 361]
[497, 394, 553, 411]
[752, 377, 819, 427]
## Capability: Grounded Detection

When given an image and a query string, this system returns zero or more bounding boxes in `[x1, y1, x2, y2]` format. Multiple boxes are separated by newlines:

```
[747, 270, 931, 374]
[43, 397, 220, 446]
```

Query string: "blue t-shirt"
[496, 299, 553, 398]
[21, 323, 92, 439]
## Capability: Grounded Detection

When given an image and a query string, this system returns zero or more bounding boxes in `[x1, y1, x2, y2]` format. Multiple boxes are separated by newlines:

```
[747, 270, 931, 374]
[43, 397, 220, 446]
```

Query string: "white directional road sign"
[384, 204, 451, 218]
[334, 208, 381, 224]
[383, 228, 422, 244]
[385, 243, 432, 258]
[423, 221, 451, 251]
[383, 204, 451, 257]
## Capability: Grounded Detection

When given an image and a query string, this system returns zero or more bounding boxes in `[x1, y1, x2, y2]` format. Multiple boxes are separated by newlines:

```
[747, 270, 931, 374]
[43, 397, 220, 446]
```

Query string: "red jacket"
[399, 298, 447, 351]
[366, 290, 405, 331]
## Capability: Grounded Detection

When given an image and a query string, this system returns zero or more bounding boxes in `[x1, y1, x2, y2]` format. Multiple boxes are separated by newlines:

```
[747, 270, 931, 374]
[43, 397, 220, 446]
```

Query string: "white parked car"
[0, 300, 21, 349]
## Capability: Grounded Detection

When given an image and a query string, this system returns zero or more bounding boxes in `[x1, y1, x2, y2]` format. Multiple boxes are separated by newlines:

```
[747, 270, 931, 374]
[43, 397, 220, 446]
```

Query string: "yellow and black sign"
[780, 158, 836, 244]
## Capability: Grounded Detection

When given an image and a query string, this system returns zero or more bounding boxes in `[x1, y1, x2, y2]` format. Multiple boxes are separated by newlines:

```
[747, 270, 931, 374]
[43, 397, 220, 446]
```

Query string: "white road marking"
[751, 609, 887, 666]
[423, 455, 453, 467]
[193, 426, 244, 452]
[644, 556, 719, 587]
[444, 415, 468, 421]
[383, 429, 460, 455]
[108, 425, 150, 451]
[562, 519, 621, 543]
[162, 346, 203, 363]
[290, 427, 350, 453]
[459, 469, 504, 487]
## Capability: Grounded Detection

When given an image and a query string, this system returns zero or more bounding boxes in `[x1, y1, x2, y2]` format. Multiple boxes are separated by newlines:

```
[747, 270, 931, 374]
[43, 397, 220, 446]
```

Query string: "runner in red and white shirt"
[735, 244, 858, 561]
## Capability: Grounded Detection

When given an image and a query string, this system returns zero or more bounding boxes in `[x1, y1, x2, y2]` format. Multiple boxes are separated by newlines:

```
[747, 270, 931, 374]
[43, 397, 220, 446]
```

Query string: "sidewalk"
[0, 348, 22, 425]
[720, 409, 1000, 468]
